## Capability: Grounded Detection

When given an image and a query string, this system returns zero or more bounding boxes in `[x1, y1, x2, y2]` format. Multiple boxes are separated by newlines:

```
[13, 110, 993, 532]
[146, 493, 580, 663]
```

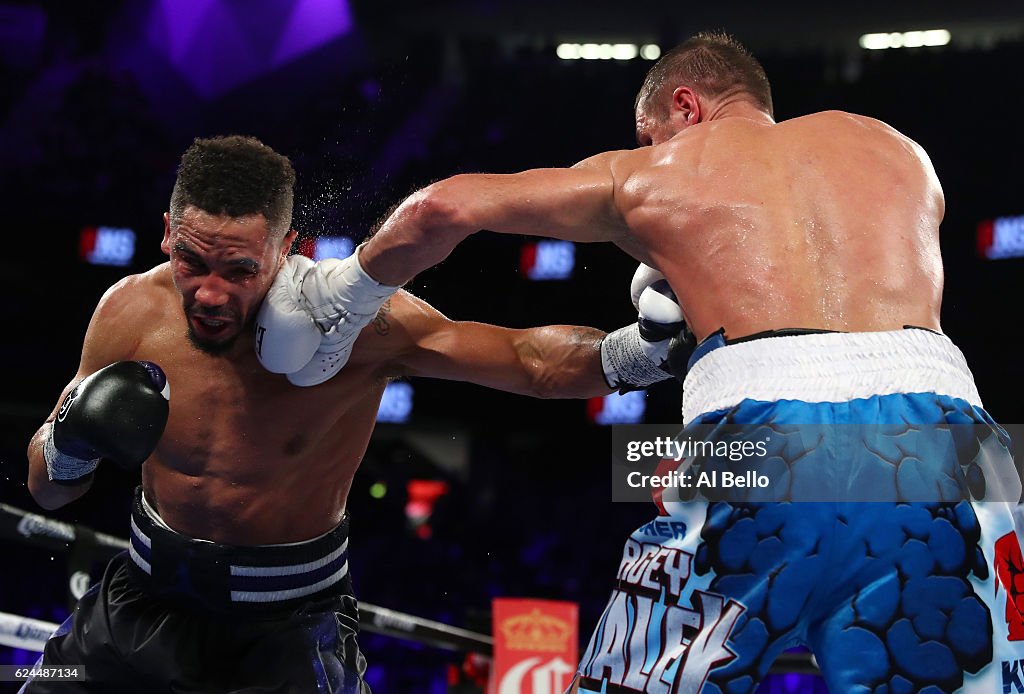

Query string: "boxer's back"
[617, 110, 945, 340]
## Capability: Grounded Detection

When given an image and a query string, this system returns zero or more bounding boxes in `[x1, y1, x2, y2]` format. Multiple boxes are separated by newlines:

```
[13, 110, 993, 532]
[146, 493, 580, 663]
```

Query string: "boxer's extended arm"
[359, 151, 630, 286]
[27, 279, 140, 510]
[377, 292, 611, 398]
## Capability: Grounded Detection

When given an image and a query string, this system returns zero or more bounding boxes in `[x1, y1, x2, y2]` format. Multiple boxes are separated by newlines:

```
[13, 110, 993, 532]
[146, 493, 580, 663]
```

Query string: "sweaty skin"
[352, 93, 946, 694]
[26, 208, 610, 544]
[359, 107, 945, 341]
[618, 110, 944, 339]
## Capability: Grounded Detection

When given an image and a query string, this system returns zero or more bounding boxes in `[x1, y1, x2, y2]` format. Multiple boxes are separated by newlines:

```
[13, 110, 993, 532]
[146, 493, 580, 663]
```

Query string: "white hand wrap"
[601, 263, 686, 391]
[285, 249, 399, 387]
[600, 323, 674, 390]
[300, 249, 400, 331]
[44, 424, 98, 483]
[255, 255, 321, 374]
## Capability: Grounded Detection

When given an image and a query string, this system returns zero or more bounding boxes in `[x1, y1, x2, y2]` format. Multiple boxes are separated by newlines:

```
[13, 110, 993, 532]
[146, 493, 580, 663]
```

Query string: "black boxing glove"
[664, 326, 697, 383]
[45, 361, 170, 483]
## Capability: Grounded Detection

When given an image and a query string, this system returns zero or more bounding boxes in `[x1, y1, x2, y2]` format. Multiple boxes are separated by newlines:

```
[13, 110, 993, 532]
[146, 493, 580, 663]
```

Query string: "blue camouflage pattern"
[578, 392, 1022, 693]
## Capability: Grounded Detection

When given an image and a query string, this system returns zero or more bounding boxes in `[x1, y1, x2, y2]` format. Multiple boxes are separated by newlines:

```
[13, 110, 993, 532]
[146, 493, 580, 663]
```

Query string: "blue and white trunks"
[577, 328, 1024, 694]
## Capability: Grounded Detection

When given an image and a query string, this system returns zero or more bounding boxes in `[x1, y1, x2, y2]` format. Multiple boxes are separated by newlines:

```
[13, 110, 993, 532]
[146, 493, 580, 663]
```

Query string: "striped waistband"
[128, 487, 351, 615]
[681, 328, 983, 424]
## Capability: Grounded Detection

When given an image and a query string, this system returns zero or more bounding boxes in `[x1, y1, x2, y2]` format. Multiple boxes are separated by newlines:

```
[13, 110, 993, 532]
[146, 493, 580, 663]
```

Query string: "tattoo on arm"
[373, 299, 392, 336]
[571, 326, 605, 347]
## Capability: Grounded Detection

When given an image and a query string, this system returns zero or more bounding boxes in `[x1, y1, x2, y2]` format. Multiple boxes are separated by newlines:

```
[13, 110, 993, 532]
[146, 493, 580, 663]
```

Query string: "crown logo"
[500, 608, 572, 652]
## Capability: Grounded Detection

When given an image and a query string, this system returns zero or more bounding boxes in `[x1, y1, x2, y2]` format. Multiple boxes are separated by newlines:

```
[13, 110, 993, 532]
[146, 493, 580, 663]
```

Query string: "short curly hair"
[169, 135, 296, 238]
[636, 31, 773, 118]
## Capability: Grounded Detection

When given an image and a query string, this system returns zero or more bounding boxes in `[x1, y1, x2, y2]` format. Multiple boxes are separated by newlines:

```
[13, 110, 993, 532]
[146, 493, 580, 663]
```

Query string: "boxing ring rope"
[0, 502, 492, 655]
[0, 609, 495, 658]
[0, 503, 818, 674]
[0, 613, 59, 652]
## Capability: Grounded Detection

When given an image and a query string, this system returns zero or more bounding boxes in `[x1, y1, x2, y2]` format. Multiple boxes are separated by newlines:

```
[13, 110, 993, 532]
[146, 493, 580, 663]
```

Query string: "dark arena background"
[0, 1, 1022, 692]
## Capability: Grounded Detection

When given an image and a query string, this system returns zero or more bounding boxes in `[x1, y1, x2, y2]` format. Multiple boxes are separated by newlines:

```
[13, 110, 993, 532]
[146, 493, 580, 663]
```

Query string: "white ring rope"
[0, 611, 57, 652]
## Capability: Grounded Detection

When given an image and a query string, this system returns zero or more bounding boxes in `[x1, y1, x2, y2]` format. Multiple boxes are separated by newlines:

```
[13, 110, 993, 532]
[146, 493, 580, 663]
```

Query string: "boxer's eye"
[224, 259, 260, 282]
[177, 252, 207, 274]
[228, 268, 257, 282]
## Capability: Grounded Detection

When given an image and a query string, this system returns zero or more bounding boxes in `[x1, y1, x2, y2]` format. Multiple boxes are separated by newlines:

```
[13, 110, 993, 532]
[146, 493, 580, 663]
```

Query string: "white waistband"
[141, 491, 176, 532]
[681, 329, 983, 424]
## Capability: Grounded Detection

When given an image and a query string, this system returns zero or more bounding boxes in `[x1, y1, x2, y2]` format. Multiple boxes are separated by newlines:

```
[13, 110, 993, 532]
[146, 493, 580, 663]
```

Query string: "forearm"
[516, 326, 612, 399]
[360, 183, 477, 286]
[27, 423, 93, 511]
[359, 166, 623, 286]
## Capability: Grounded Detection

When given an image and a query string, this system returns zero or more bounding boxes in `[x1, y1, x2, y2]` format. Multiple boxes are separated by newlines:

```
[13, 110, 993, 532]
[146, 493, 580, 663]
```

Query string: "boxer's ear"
[671, 87, 700, 126]
[280, 229, 298, 263]
[160, 212, 172, 256]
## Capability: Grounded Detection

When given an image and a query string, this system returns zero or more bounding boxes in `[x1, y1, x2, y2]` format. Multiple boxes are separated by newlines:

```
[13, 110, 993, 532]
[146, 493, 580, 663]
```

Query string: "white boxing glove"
[630, 263, 666, 311]
[600, 264, 690, 392]
[284, 249, 400, 387]
[255, 255, 321, 374]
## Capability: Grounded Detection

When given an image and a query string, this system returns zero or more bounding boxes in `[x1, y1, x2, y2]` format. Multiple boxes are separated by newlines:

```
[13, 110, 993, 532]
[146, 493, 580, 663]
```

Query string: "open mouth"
[190, 315, 235, 340]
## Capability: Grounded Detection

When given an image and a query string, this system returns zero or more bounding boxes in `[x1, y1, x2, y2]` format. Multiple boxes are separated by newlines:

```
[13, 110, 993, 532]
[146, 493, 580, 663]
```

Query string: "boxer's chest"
[129, 318, 383, 479]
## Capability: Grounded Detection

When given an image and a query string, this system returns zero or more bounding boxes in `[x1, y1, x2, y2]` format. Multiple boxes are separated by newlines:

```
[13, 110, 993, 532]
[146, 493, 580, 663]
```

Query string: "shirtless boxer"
[315, 31, 1023, 693]
[23, 135, 683, 693]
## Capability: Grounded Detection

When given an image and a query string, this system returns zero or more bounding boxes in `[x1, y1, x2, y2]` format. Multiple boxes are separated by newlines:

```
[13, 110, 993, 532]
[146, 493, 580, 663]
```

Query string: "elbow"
[32, 492, 65, 512]
[26, 441, 50, 509]
[27, 476, 63, 511]
[408, 179, 477, 241]
[27, 453, 85, 511]
[26, 425, 83, 511]
[29, 478, 88, 511]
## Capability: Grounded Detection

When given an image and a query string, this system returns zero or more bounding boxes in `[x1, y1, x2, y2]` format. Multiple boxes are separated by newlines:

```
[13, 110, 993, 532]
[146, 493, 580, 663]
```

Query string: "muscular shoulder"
[93, 263, 175, 333]
[75, 263, 177, 373]
[573, 148, 646, 185]
[788, 110, 912, 143]
[572, 149, 631, 171]
[810, 112, 935, 166]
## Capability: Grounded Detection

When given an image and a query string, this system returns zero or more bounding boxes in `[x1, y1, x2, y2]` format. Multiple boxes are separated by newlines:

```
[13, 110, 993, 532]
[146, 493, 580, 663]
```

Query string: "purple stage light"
[145, 0, 351, 99]
[273, 0, 352, 66]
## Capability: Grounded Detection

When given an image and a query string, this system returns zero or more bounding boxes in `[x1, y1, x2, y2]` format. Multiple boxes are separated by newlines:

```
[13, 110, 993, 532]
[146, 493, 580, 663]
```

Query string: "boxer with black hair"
[24, 135, 686, 693]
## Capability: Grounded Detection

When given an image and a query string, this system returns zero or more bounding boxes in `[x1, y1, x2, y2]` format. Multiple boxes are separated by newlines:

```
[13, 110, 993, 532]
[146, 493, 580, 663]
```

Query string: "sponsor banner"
[492, 598, 578, 694]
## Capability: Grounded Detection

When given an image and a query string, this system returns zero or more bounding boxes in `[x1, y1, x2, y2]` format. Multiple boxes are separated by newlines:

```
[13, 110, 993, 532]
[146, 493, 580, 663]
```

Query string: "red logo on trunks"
[994, 530, 1024, 641]
[651, 457, 677, 516]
